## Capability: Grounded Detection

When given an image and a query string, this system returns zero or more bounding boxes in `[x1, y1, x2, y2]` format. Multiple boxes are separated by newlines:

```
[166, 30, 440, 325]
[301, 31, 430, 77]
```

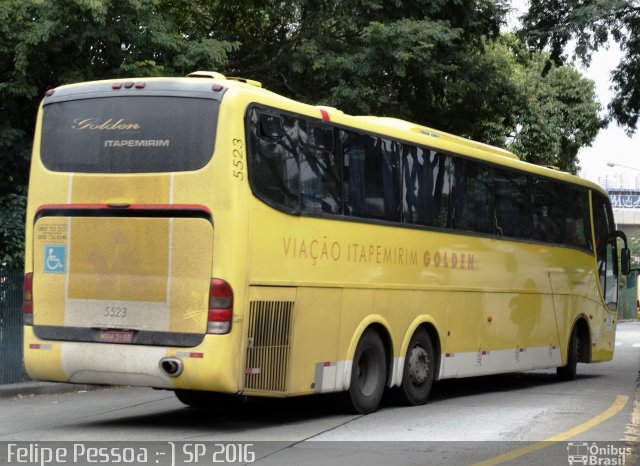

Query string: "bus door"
[591, 192, 630, 359]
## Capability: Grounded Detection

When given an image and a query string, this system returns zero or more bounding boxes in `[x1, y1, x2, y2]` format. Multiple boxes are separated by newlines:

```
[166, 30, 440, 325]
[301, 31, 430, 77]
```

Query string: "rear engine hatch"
[32, 206, 213, 347]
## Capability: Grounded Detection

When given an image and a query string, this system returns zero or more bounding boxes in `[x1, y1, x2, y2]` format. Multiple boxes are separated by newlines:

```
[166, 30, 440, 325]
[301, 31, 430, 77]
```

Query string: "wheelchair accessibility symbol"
[44, 245, 66, 274]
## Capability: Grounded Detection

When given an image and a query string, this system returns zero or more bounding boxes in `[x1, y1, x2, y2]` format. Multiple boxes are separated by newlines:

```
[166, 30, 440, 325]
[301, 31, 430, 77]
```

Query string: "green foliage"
[518, 0, 640, 133]
[212, 0, 601, 173]
[501, 37, 606, 173]
[628, 235, 640, 266]
[229, 0, 511, 137]
[0, 189, 26, 268]
[518, 0, 629, 64]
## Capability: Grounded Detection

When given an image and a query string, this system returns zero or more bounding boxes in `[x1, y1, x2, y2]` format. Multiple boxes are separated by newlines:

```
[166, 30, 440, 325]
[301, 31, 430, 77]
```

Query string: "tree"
[0, 189, 25, 267]
[518, 0, 640, 133]
[212, 0, 602, 170]
[213, 0, 512, 141]
[628, 234, 640, 266]
[498, 35, 606, 172]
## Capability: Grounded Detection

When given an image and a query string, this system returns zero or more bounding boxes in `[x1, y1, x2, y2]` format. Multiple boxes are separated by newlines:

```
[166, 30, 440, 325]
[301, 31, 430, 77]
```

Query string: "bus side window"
[342, 131, 400, 221]
[563, 187, 590, 249]
[402, 145, 425, 224]
[493, 169, 531, 239]
[430, 152, 451, 229]
[532, 179, 563, 243]
[402, 146, 446, 227]
[300, 125, 341, 214]
[247, 108, 300, 212]
[450, 159, 492, 234]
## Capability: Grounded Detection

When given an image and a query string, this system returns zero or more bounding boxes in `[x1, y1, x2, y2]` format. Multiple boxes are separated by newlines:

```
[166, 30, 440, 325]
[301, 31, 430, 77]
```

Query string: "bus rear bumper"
[23, 326, 238, 392]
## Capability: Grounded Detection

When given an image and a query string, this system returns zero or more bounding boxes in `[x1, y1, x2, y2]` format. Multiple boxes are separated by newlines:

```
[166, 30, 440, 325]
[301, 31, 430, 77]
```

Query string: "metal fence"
[0, 269, 25, 384]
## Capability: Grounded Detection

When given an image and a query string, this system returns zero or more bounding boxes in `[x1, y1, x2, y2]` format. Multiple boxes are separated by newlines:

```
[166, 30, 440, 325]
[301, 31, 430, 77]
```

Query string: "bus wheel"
[397, 328, 435, 406]
[557, 326, 578, 381]
[174, 389, 244, 408]
[344, 329, 387, 414]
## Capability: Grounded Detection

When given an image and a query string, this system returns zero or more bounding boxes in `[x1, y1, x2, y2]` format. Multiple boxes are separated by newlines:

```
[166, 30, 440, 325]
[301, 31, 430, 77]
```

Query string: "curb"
[0, 381, 106, 399]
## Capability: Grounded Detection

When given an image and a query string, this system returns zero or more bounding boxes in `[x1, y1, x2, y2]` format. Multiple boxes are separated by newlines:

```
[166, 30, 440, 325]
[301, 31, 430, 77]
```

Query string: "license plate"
[98, 329, 134, 344]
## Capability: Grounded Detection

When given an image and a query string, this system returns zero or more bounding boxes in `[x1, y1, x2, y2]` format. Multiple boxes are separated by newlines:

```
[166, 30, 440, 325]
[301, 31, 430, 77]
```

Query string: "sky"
[577, 43, 640, 190]
[508, 1, 640, 190]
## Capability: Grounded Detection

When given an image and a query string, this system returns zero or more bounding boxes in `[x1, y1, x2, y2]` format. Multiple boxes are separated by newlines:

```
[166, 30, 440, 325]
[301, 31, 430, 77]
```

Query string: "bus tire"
[557, 326, 578, 381]
[397, 328, 435, 406]
[344, 329, 387, 414]
[174, 389, 244, 409]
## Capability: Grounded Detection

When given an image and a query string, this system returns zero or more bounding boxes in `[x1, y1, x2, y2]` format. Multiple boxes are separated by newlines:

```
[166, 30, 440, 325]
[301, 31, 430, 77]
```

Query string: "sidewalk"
[0, 381, 104, 399]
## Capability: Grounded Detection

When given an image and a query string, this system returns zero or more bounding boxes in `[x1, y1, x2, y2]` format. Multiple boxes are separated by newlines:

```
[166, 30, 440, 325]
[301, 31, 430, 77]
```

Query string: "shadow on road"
[83, 370, 601, 431]
[85, 393, 339, 431]
[429, 371, 600, 402]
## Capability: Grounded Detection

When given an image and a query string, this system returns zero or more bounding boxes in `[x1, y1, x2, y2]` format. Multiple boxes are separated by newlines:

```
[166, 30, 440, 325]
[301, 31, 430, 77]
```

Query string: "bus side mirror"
[612, 230, 631, 276]
[621, 247, 631, 276]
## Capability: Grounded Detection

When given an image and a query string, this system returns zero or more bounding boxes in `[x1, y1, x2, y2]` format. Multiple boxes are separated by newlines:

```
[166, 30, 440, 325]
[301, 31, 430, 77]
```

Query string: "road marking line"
[470, 394, 629, 466]
[632, 343, 640, 348]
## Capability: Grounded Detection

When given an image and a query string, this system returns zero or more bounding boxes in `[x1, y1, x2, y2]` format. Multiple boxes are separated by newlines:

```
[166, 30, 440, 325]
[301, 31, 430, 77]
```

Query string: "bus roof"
[353, 116, 520, 161]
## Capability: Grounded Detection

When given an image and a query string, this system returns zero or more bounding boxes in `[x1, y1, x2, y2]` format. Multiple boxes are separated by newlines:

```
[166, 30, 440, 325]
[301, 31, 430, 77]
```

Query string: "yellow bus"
[23, 71, 630, 414]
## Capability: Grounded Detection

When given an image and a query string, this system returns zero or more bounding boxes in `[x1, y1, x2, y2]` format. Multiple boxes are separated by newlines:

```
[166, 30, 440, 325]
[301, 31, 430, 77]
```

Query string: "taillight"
[23, 272, 33, 325]
[112, 82, 145, 90]
[208, 278, 233, 334]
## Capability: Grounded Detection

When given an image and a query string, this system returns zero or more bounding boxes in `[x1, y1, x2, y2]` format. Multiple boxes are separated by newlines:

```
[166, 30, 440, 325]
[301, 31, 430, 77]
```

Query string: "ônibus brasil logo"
[567, 442, 632, 465]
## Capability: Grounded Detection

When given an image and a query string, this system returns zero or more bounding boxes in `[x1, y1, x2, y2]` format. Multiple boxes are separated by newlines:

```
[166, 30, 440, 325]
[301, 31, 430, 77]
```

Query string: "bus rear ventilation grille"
[244, 300, 293, 392]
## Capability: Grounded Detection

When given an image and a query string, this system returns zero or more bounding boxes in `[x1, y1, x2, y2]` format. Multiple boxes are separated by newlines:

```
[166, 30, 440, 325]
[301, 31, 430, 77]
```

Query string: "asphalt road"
[1, 321, 639, 465]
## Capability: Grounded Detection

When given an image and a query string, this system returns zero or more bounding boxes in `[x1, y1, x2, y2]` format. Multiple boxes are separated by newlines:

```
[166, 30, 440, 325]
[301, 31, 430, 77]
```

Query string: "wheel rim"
[408, 344, 429, 386]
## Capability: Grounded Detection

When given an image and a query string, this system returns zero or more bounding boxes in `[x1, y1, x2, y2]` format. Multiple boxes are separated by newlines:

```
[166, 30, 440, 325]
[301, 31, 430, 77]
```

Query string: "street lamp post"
[607, 162, 640, 189]
[607, 162, 640, 171]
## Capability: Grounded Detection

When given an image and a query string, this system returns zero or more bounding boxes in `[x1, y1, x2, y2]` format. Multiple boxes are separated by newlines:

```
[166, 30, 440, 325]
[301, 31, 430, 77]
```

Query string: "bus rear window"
[41, 96, 219, 173]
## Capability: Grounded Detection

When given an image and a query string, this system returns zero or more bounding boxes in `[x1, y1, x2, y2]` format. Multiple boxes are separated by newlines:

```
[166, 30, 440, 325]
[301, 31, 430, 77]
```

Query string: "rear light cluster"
[23, 272, 234, 332]
[112, 82, 146, 90]
[46, 79, 223, 97]
[23, 272, 33, 325]
[208, 278, 233, 334]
